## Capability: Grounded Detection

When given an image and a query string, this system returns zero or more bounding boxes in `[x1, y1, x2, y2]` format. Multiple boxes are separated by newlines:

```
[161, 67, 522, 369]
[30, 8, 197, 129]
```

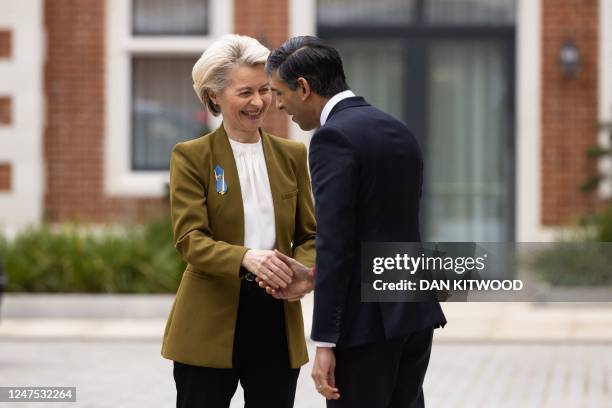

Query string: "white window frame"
[288, 0, 316, 146]
[104, 0, 232, 197]
[599, 0, 612, 198]
[515, 0, 556, 241]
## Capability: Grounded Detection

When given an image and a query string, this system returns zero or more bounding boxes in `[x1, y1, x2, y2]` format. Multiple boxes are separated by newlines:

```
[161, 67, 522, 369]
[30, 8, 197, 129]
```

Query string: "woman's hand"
[242, 249, 293, 289]
[258, 250, 315, 301]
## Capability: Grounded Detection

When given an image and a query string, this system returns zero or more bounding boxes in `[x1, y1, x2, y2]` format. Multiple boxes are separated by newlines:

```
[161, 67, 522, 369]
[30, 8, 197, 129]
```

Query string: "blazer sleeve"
[308, 127, 358, 343]
[291, 143, 316, 268]
[169, 143, 248, 279]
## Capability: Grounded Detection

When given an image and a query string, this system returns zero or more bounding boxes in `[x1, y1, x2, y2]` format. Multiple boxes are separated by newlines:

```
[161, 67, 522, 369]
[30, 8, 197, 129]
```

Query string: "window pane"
[425, 40, 512, 241]
[425, 0, 515, 25]
[131, 57, 207, 170]
[132, 0, 209, 35]
[318, 0, 417, 25]
[331, 40, 405, 120]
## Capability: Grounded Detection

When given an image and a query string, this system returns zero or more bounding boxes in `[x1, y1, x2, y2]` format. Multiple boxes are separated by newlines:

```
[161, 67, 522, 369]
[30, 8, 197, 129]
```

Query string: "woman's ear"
[296, 77, 311, 101]
[208, 90, 218, 105]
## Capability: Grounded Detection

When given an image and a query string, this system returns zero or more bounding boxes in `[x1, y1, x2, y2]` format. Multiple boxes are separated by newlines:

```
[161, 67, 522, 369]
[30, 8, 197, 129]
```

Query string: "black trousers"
[173, 279, 300, 408]
[328, 326, 434, 408]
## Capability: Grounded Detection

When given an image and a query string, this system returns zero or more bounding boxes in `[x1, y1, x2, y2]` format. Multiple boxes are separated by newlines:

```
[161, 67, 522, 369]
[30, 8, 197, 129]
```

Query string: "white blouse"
[228, 136, 276, 251]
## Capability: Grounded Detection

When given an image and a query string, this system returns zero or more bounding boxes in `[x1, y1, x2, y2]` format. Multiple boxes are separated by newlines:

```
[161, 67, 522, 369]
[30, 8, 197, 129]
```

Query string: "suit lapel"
[326, 96, 369, 123]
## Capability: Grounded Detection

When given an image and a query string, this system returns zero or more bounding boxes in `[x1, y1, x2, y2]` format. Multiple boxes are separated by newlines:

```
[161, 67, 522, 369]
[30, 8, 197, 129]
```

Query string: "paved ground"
[0, 294, 611, 407]
[3, 295, 612, 342]
[0, 340, 610, 407]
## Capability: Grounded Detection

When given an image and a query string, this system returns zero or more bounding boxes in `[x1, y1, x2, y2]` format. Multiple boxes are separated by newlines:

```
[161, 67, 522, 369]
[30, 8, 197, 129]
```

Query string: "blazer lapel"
[261, 130, 284, 249]
[209, 124, 245, 246]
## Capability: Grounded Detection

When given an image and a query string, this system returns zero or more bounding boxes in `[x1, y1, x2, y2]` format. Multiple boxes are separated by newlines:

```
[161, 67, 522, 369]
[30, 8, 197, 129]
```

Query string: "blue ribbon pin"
[214, 165, 228, 195]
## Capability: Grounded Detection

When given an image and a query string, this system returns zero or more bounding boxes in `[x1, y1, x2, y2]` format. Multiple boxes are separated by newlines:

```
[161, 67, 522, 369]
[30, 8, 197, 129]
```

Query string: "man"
[264, 36, 447, 408]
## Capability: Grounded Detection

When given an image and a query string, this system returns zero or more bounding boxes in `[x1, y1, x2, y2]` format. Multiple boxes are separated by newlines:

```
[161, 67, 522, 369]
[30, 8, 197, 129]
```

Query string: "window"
[132, 0, 210, 36]
[318, 0, 515, 26]
[331, 40, 405, 120]
[105, 0, 232, 196]
[318, 0, 417, 25]
[318, 0, 516, 241]
[425, 0, 515, 25]
[131, 57, 204, 170]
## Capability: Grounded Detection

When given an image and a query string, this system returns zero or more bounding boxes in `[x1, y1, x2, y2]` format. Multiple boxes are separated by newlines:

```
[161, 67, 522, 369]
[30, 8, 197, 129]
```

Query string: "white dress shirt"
[228, 136, 276, 251]
[319, 90, 356, 126]
[314, 89, 355, 349]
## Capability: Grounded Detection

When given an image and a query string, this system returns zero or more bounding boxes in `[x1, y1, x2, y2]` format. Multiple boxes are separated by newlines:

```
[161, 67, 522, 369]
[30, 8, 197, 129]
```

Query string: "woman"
[161, 34, 316, 407]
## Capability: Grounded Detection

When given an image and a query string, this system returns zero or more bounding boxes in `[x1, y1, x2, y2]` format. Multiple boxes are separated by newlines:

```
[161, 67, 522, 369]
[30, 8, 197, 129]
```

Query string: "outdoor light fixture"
[559, 39, 580, 78]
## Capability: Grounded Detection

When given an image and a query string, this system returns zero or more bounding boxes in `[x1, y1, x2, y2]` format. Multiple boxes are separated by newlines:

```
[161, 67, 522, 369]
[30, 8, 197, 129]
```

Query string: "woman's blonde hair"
[192, 34, 270, 116]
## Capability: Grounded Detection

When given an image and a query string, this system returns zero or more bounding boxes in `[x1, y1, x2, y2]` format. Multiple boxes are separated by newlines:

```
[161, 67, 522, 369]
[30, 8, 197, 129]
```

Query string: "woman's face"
[212, 64, 272, 136]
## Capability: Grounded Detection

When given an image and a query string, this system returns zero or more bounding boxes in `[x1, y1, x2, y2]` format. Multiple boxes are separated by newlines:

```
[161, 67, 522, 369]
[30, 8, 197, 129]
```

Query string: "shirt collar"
[320, 90, 356, 126]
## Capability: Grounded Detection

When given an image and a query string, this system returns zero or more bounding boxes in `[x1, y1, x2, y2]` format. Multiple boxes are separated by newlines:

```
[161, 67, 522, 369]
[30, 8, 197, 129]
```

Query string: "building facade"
[0, 0, 610, 241]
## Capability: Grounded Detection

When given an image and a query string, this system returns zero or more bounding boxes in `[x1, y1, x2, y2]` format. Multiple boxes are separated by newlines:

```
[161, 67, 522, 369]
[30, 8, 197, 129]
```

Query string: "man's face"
[269, 71, 319, 131]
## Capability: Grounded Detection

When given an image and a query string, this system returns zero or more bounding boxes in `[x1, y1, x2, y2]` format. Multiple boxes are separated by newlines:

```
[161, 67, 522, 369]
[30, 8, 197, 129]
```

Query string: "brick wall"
[43, 0, 291, 224]
[0, 29, 12, 192]
[44, 0, 165, 223]
[234, 0, 289, 139]
[0, 30, 11, 58]
[541, 0, 601, 225]
[0, 163, 11, 191]
[0, 96, 10, 125]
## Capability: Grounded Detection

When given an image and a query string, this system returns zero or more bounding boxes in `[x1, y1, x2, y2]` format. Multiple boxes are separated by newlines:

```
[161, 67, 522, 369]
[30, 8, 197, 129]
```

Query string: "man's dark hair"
[265, 36, 349, 97]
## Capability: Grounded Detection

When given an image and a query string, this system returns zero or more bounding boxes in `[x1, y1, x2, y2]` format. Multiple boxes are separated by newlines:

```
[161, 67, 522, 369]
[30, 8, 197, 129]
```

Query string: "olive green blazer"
[161, 125, 316, 369]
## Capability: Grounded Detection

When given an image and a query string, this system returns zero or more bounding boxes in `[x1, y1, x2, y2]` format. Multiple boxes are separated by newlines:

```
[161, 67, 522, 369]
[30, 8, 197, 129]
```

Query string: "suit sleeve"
[309, 127, 358, 343]
[291, 143, 317, 268]
[170, 143, 248, 279]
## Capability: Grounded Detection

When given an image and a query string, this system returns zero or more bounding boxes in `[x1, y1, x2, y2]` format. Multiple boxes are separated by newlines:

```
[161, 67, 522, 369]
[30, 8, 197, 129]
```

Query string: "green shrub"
[0, 217, 184, 293]
[528, 242, 612, 286]
[593, 207, 612, 242]
[527, 204, 612, 286]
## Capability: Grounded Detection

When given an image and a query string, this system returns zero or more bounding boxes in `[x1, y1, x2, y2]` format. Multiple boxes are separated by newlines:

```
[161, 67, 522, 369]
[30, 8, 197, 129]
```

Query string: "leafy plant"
[0, 217, 184, 293]
[579, 120, 612, 243]
[528, 242, 612, 286]
[581, 121, 611, 193]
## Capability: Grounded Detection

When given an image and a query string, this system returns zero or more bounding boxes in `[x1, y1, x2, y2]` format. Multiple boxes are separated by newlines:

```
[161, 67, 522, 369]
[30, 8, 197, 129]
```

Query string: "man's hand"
[257, 250, 314, 300]
[241, 249, 293, 289]
[312, 347, 340, 400]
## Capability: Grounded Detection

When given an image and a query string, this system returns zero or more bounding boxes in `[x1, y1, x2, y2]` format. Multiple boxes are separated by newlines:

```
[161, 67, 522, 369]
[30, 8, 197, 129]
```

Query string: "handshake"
[241, 249, 315, 301]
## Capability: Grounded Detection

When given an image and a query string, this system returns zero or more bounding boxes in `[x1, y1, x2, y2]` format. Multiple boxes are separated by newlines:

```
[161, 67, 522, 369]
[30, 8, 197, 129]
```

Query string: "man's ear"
[296, 77, 311, 101]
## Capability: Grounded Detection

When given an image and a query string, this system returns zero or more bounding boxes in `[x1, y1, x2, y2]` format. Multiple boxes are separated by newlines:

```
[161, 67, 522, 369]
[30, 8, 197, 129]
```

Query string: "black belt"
[239, 267, 257, 282]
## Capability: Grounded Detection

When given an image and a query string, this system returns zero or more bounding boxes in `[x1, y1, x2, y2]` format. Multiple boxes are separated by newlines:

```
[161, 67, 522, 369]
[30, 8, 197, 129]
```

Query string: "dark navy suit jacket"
[309, 96, 447, 347]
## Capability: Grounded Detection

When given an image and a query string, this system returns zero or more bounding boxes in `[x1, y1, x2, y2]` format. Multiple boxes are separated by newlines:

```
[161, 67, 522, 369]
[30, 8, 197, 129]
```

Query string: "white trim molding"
[104, 0, 233, 197]
[0, 0, 44, 235]
[599, 0, 612, 198]
[516, 0, 559, 241]
[288, 0, 316, 146]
